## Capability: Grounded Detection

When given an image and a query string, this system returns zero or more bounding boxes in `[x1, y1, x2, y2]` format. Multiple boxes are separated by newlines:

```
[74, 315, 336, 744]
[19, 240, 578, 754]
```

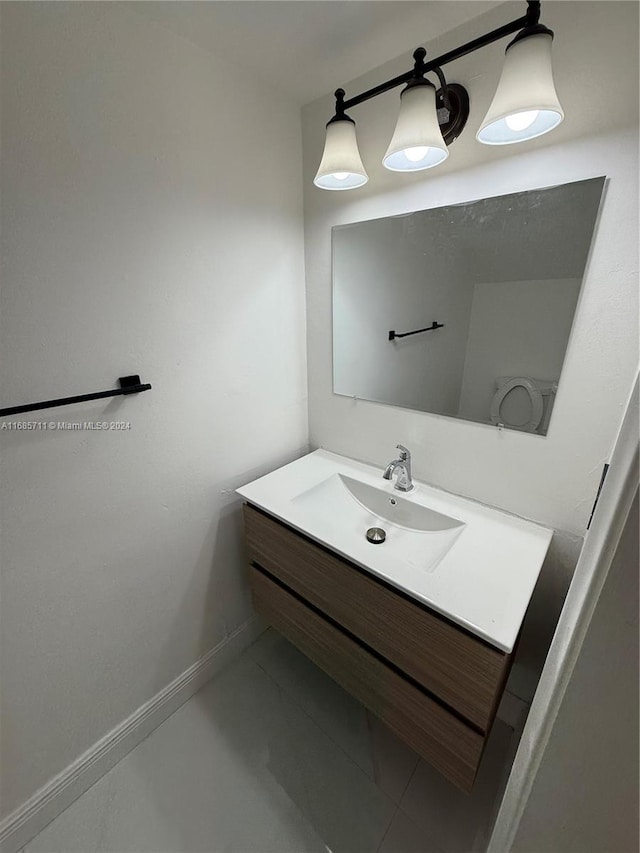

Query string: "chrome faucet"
[382, 444, 413, 492]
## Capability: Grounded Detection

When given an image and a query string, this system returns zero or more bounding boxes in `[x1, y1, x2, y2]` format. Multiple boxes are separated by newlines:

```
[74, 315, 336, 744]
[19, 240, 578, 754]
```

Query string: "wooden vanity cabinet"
[243, 503, 514, 792]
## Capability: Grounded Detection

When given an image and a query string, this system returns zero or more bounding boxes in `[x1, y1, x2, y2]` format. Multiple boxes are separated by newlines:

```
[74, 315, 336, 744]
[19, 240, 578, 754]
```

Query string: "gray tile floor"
[24, 630, 516, 853]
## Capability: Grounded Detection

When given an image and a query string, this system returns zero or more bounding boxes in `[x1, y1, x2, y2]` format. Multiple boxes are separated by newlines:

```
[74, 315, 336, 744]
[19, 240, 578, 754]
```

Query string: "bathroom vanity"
[238, 450, 552, 792]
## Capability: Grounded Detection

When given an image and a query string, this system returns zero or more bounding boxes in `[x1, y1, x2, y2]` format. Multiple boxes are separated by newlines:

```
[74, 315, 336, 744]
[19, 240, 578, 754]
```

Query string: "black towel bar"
[0, 375, 152, 417]
[388, 322, 444, 341]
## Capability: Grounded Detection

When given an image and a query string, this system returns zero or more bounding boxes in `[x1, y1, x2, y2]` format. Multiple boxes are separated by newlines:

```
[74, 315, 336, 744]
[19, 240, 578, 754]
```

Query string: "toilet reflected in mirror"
[490, 377, 557, 434]
[332, 177, 605, 436]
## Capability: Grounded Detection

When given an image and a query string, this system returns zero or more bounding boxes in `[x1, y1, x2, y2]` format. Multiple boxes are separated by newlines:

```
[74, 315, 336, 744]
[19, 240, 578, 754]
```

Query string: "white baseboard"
[0, 617, 265, 853]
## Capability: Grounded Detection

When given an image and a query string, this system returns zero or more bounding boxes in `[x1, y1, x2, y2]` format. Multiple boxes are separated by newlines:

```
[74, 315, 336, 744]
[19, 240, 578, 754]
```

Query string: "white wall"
[0, 1, 307, 820]
[511, 490, 639, 853]
[302, 1, 638, 694]
[488, 376, 638, 853]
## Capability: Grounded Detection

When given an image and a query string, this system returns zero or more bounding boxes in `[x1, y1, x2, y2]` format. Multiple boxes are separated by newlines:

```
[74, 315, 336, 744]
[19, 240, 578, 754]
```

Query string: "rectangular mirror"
[333, 177, 605, 436]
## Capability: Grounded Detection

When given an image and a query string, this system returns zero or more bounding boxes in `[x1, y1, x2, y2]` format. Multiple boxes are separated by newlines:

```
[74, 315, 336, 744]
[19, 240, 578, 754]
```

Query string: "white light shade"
[383, 82, 449, 172]
[313, 118, 368, 190]
[477, 31, 564, 145]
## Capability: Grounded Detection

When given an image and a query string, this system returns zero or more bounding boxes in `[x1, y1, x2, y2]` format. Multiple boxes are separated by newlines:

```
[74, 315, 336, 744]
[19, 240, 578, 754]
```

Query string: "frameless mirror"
[332, 177, 605, 436]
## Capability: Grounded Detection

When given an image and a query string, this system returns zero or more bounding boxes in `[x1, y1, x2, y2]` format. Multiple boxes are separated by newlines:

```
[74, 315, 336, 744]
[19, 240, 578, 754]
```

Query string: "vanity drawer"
[243, 504, 510, 731]
[250, 565, 484, 792]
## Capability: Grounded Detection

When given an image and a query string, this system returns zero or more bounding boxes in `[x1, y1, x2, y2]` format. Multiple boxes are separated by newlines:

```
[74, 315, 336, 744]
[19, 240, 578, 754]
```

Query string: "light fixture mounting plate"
[435, 83, 470, 145]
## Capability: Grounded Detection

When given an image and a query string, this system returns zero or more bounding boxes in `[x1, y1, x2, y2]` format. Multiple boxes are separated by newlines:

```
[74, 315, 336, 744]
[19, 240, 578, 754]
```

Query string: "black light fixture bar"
[315, 0, 561, 189]
[341, 1, 540, 111]
[0, 375, 152, 417]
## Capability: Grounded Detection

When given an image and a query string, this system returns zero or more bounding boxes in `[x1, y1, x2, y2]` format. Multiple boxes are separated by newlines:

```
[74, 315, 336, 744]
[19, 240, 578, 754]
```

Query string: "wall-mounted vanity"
[238, 450, 552, 792]
[333, 177, 605, 435]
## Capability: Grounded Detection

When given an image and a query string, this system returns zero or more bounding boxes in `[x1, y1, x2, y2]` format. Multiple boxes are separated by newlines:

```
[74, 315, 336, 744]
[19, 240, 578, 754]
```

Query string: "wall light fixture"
[314, 0, 563, 190]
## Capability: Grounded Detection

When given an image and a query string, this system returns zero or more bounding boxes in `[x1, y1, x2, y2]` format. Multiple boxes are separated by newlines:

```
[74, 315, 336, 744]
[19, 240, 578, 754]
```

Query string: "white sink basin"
[291, 473, 465, 574]
[237, 449, 553, 652]
[324, 474, 463, 532]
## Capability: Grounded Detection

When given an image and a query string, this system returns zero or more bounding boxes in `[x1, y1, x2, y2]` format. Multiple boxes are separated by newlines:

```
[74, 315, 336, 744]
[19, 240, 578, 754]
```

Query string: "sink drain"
[366, 527, 386, 544]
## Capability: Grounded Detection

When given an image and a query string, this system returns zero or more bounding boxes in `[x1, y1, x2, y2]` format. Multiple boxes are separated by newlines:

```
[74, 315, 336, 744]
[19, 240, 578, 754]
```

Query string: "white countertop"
[237, 449, 553, 653]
